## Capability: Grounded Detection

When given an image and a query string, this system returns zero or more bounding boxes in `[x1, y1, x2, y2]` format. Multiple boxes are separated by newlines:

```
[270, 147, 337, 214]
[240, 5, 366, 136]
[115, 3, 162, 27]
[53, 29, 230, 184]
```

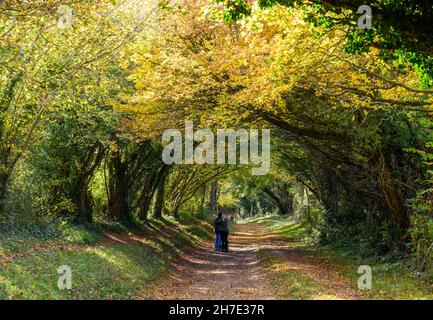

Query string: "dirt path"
[145, 223, 363, 300]
[147, 223, 276, 299]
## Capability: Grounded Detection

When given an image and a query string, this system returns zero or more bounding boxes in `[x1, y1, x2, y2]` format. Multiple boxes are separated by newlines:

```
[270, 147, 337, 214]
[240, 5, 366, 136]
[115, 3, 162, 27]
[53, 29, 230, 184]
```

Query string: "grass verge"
[0, 214, 213, 300]
[258, 249, 322, 299]
[250, 215, 433, 300]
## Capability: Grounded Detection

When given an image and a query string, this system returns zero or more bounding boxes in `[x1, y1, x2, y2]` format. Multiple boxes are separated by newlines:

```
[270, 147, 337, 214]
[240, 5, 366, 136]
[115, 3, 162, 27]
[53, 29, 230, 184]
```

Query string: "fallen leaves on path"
[142, 223, 364, 300]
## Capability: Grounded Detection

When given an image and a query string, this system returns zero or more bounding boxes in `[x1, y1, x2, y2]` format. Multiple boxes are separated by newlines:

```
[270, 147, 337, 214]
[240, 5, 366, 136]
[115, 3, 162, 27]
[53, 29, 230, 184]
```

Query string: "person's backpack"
[213, 217, 222, 231]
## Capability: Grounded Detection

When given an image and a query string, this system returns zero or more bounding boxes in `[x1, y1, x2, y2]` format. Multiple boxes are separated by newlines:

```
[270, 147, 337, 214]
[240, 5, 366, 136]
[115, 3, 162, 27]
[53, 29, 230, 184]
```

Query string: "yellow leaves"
[114, 0, 430, 139]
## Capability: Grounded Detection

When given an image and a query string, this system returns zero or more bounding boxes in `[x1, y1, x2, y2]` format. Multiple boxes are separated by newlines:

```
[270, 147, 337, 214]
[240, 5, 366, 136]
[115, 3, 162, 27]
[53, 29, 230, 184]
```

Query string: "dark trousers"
[220, 231, 229, 252]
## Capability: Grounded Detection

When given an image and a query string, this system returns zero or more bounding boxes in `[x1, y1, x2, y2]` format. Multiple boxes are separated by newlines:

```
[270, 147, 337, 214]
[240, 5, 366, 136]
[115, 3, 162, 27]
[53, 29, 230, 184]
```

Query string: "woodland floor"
[2, 216, 430, 299]
[143, 223, 363, 300]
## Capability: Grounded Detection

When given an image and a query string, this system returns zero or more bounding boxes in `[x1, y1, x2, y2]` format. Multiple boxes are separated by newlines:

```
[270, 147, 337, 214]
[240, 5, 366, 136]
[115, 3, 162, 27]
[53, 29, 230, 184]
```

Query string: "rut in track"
[145, 223, 362, 300]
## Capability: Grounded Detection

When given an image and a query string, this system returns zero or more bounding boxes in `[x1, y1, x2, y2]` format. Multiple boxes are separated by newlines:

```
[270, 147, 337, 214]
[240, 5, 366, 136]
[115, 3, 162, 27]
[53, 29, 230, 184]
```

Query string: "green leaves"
[219, 0, 252, 22]
[213, 0, 433, 85]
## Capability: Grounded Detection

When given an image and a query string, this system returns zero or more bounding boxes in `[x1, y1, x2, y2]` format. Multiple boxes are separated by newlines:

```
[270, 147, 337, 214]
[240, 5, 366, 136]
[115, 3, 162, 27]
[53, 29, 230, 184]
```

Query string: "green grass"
[241, 215, 306, 238]
[0, 220, 105, 258]
[0, 243, 165, 299]
[249, 215, 433, 300]
[258, 249, 321, 300]
[0, 214, 213, 300]
[304, 245, 433, 299]
[0, 222, 59, 257]
[62, 224, 104, 245]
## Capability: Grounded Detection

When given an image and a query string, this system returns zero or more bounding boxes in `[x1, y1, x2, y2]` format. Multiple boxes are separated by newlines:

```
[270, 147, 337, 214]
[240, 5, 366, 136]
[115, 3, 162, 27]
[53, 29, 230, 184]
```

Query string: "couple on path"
[213, 212, 229, 252]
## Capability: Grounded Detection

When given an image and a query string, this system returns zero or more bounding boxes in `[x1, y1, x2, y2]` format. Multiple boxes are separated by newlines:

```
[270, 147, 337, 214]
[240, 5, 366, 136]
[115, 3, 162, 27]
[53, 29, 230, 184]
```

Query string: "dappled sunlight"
[0, 266, 32, 299]
[0, 243, 167, 299]
[92, 248, 128, 270]
[146, 223, 279, 300]
[0, 0, 432, 302]
[311, 294, 341, 300]
[104, 233, 128, 244]
[146, 221, 367, 300]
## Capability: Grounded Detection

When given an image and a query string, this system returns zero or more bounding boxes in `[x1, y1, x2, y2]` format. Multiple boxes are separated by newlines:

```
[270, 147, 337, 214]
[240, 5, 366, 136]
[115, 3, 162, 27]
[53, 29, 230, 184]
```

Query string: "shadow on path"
[143, 223, 362, 300]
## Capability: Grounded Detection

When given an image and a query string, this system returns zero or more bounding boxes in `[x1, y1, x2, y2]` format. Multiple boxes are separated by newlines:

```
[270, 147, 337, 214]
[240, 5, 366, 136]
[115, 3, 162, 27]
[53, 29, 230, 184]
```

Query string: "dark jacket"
[214, 215, 229, 233]
[213, 217, 222, 233]
[213, 218, 221, 233]
[219, 215, 229, 233]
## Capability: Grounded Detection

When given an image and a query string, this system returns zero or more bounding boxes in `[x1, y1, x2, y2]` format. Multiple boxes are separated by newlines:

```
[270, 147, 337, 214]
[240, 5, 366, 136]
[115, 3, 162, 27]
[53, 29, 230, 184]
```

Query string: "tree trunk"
[72, 146, 105, 224]
[208, 181, 218, 215]
[108, 151, 130, 221]
[0, 172, 9, 214]
[72, 183, 93, 224]
[200, 185, 207, 213]
[153, 165, 169, 219]
[378, 151, 410, 235]
[137, 174, 159, 220]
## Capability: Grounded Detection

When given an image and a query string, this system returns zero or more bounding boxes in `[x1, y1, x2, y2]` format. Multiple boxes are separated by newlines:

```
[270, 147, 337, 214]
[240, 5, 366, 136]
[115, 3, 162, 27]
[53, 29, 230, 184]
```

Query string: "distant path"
[144, 223, 362, 300]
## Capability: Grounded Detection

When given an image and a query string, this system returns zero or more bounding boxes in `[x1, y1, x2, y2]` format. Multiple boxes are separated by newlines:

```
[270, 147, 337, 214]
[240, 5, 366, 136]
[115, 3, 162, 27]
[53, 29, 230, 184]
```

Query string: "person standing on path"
[219, 212, 229, 252]
[213, 213, 222, 251]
